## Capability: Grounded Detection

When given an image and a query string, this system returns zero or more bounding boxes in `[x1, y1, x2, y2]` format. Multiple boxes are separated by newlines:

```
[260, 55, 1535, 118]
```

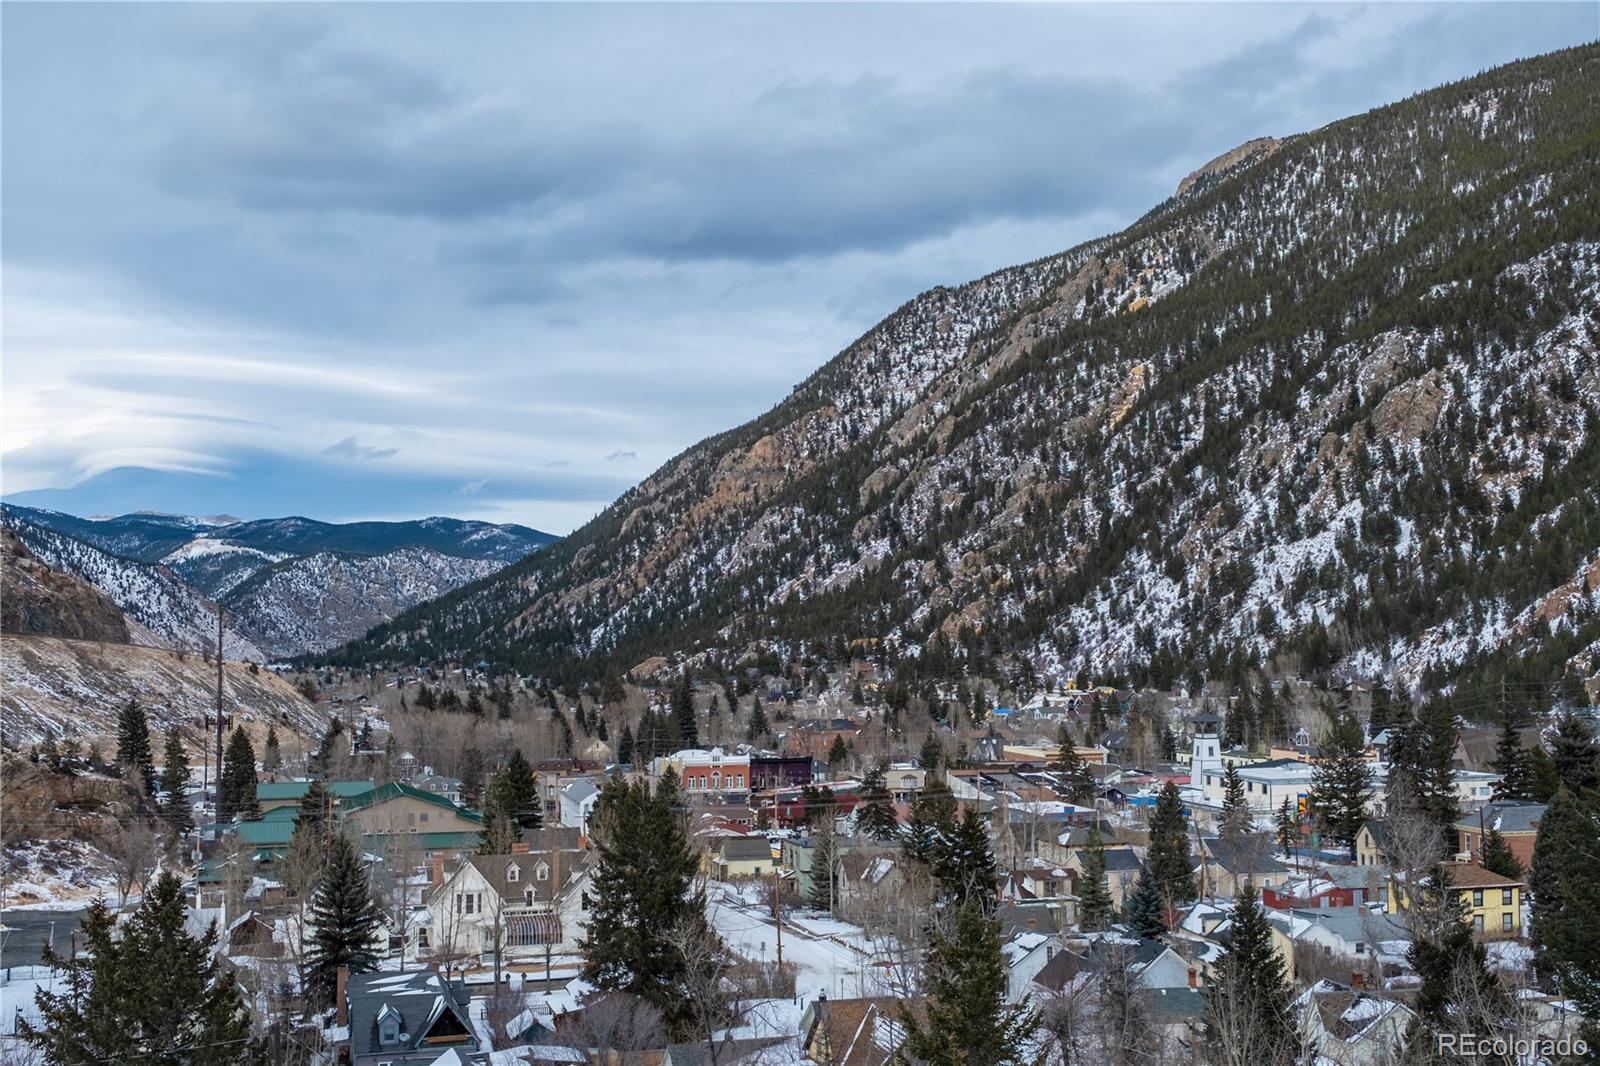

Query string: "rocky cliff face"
[332, 47, 1600, 699]
[1, 528, 132, 644]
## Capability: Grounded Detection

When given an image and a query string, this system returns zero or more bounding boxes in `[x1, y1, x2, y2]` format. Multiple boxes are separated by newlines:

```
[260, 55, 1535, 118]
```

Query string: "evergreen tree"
[1368, 678, 1397, 735]
[356, 718, 373, 752]
[312, 717, 345, 774]
[919, 732, 944, 775]
[1529, 787, 1600, 1023]
[808, 827, 841, 913]
[466, 688, 486, 717]
[18, 874, 264, 1065]
[1124, 868, 1167, 938]
[746, 697, 769, 743]
[935, 805, 999, 910]
[1147, 781, 1196, 907]
[1052, 725, 1096, 805]
[262, 723, 281, 774]
[1490, 703, 1532, 801]
[903, 781, 957, 867]
[672, 675, 698, 749]
[1219, 763, 1254, 843]
[1525, 745, 1563, 803]
[297, 779, 332, 853]
[1549, 711, 1599, 796]
[478, 806, 518, 855]
[306, 833, 385, 1007]
[116, 698, 156, 796]
[582, 776, 706, 1035]
[1275, 798, 1298, 855]
[854, 762, 900, 841]
[489, 748, 542, 831]
[1307, 710, 1371, 858]
[1479, 826, 1522, 879]
[219, 726, 260, 821]
[1407, 867, 1511, 1056]
[827, 734, 851, 773]
[617, 723, 636, 764]
[1203, 884, 1295, 1063]
[1076, 827, 1114, 931]
[899, 898, 1040, 1066]
[160, 728, 193, 837]
[1386, 700, 1459, 839]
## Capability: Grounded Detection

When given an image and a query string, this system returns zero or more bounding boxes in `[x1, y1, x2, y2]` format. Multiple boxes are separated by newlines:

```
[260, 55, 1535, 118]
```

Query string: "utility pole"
[215, 604, 226, 810]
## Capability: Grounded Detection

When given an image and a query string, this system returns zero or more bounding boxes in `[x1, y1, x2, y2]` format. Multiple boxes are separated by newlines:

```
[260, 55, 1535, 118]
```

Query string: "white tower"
[1190, 711, 1223, 780]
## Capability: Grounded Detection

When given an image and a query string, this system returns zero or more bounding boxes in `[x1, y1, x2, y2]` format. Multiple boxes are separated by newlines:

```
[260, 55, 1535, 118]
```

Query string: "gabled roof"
[450, 850, 588, 905]
[340, 780, 485, 823]
[1200, 836, 1289, 875]
[715, 836, 775, 862]
[345, 969, 475, 1058]
[1454, 800, 1546, 834]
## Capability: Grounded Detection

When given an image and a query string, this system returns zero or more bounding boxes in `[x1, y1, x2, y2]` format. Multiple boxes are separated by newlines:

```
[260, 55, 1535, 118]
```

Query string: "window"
[525, 888, 534, 905]
[507, 865, 520, 883]
[1501, 889, 1512, 905]
[1502, 913, 1513, 932]
[1473, 915, 1484, 932]
[1473, 889, 1484, 907]
[537, 863, 549, 881]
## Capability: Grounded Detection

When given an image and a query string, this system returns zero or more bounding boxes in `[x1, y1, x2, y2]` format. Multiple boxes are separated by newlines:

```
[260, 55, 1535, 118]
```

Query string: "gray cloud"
[322, 436, 399, 461]
[605, 450, 637, 463]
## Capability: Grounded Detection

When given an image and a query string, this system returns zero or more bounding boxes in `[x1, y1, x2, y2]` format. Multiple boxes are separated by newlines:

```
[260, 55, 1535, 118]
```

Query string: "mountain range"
[324, 46, 1600, 710]
[0, 504, 555, 659]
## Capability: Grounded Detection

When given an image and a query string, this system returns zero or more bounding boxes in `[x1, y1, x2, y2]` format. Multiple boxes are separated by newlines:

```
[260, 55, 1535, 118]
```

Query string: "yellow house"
[1355, 820, 1388, 868]
[709, 835, 775, 880]
[1387, 863, 1524, 940]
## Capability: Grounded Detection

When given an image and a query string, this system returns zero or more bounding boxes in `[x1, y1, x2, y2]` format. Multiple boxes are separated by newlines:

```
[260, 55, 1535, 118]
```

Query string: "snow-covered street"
[706, 883, 896, 1000]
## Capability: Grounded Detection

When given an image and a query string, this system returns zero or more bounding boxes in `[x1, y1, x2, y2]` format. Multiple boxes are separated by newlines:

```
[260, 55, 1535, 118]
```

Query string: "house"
[1032, 936, 1199, 994]
[1001, 864, 1076, 904]
[341, 780, 488, 842]
[654, 748, 754, 795]
[1454, 800, 1544, 869]
[340, 968, 482, 1066]
[1298, 982, 1417, 1066]
[749, 754, 814, 792]
[1387, 863, 1525, 940]
[426, 849, 592, 961]
[1062, 844, 1142, 911]
[414, 774, 465, 806]
[798, 996, 921, 1066]
[1354, 821, 1388, 868]
[710, 835, 774, 879]
[1272, 908, 1412, 969]
[1195, 836, 1289, 896]
[224, 911, 281, 959]
[1001, 931, 1059, 1002]
[558, 778, 601, 833]
[835, 851, 904, 917]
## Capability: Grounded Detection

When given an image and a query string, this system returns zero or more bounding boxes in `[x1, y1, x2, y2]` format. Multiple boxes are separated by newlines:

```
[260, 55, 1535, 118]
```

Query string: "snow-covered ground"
[706, 883, 894, 1000]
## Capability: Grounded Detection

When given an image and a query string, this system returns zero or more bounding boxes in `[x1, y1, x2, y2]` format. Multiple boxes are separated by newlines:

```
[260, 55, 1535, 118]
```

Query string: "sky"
[3, 4, 1594, 534]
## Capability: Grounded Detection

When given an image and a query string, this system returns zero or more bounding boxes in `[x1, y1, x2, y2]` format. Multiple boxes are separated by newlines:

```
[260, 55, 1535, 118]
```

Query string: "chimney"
[431, 854, 445, 887]
[512, 840, 530, 855]
[336, 966, 350, 1026]
[1352, 971, 1365, 990]
[1187, 966, 1198, 989]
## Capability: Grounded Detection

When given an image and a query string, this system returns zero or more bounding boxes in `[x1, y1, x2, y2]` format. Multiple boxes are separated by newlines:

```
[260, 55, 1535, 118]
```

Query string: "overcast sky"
[3, 3, 1593, 533]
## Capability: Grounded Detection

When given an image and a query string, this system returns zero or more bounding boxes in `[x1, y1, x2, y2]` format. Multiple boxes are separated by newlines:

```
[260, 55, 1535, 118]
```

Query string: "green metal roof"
[261, 805, 301, 821]
[237, 820, 297, 846]
[339, 780, 484, 824]
[256, 780, 376, 801]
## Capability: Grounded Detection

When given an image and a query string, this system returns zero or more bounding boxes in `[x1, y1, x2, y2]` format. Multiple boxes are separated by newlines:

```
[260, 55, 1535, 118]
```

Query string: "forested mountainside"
[328, 46, 1600, 709]
[0, 506, 553, 658]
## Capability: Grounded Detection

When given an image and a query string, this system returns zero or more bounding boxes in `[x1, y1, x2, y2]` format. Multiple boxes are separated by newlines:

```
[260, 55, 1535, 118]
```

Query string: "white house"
[425, 851, 591, 961]
[558, 778, 600, 833]
[1001, 931, 1059, 1003]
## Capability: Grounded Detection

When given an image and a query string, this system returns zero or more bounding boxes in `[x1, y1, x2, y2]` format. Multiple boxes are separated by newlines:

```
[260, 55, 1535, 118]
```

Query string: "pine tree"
[306, 833, 385, 1007]
[1479, 826, 1522, 879]
[1053, 725, 1095, 805]
[935, 805, 999, 909]
[919, 732, 944, 775]
[808, 827, 840, 912]
[746, 697, 769, 743]
[1526, 745, 1563, 803]
[582, 776, 706, 1034]
[1124, 868, 1167, 938]
[1407, 866, 1511, 1055]
[617, 723, 636, 764]
[1203, 883, 1295, 1062]
[262, 723, 281, 774]
[297, 779, 332, 852]
[854, 762, 900, 841]
[219, 726, 260, 821]
[1529, 788, 1600, 1018]
[18, 874, 264, 1065]
[1076, 827, 1114, 931]
[1549, 711, 1599, 796]
[489, 748, 542, 831]
[899, 898, 1040, 1066]
[1490, 703, 1532, 801]
[1308, 710, 1371, 858]
[672, 675, 698, 749]
[903, 781, 957, 867]
[116, 698, 156, 796]
[478, 806, 518, 855]
[1386, 700, 1459, 839]
[1368, 678, 1397, 735]
[312, 717, 345, 774]
[1219, 763, 1254, 843]
[160, 728, 193, 837]
[1275, 798, 1298, 855]
[1148, 781, 1196, 907]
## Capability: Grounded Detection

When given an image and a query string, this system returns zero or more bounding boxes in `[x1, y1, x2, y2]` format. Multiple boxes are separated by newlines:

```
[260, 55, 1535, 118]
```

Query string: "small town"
[4, 660, 1597, 1064]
